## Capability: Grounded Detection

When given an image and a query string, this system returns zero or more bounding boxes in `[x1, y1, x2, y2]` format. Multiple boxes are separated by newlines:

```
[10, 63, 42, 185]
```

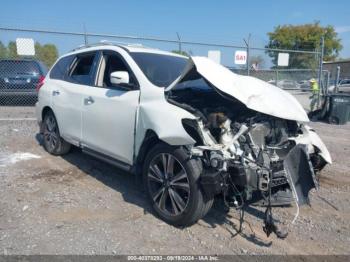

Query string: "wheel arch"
[42, 106, 53, 120]
[134, 129, 162, 176]
[40, 106, 54, 133]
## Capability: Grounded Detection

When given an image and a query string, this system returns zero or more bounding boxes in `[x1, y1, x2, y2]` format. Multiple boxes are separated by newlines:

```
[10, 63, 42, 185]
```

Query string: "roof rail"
[70, 40, 152, 52]
[70, 42, 112, 52]
[99, 40, 145, 47]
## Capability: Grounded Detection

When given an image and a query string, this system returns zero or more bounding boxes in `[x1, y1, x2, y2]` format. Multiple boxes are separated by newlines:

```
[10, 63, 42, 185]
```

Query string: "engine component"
[219, 120, 248, 156]
[206, 112, 227, 129]
[209, 151, 225, 169]
[258, 170, 270, 191]
[200, 170, 227, 198]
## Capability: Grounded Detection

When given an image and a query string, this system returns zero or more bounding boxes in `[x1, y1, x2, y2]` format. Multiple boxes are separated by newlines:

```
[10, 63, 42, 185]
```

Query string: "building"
[323, 59, 350, 80]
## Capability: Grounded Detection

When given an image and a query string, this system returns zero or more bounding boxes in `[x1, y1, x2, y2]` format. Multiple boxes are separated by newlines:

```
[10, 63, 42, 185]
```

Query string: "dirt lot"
[0, 107, 350, 255]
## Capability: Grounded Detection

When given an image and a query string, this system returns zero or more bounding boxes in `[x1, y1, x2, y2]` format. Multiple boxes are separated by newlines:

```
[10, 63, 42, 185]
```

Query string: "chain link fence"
[0, 26, 327, 118]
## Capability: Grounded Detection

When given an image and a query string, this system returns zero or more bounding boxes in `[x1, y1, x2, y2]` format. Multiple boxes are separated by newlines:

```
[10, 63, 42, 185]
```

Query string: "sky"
[0, 0, 349, 67]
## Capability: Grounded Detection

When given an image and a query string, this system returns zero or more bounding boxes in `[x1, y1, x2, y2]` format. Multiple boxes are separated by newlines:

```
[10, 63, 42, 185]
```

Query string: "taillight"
[36, 75, 45, 92]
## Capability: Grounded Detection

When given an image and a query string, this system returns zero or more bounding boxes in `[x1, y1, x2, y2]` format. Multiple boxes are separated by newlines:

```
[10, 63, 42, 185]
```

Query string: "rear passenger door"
[51, 51, 99, 143]
[80, 50, 140, 165]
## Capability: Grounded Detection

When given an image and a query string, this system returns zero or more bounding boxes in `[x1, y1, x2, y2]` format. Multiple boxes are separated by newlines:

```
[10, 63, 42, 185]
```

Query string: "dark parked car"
[0, 59, 48, 104]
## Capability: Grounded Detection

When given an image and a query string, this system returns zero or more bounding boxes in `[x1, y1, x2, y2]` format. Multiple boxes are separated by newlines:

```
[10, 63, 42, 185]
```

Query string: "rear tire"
[143, 143, 213, 226]
[42, 110, 71, 155]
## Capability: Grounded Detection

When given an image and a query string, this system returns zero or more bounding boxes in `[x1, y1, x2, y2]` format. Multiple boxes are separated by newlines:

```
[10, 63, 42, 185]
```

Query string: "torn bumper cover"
[199, 144, 319, 207]
[284, 144, 318, 206]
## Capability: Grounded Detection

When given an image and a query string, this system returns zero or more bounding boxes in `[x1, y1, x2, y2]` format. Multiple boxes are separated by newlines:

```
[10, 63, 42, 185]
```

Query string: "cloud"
[335, 26, 350, 33]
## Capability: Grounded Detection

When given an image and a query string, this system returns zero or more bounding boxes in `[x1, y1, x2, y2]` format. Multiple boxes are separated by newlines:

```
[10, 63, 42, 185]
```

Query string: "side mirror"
[110, 71, 129, 85]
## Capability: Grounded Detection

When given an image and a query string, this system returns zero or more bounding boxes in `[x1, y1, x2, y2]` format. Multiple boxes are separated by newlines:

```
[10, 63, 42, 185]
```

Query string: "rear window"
[50, 55, 75, 80]
[0, 60, 41, 75]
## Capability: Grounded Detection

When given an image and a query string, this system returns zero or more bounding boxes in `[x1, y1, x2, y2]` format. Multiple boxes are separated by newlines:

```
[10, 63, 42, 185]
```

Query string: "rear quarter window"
[67, 52, 97, 85]
[50, 55, 75, 80]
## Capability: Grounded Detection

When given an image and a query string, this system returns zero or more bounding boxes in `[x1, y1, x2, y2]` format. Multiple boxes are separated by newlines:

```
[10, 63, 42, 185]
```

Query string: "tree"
[266, 22, 342, 69]
[171, 50, 190, 57]
[0, 41, 58, 67]
[35, 43, 58, 67]
[249, 55, 265, 70]
[7, 41, 19, 58]
[0, 41, 7, 58]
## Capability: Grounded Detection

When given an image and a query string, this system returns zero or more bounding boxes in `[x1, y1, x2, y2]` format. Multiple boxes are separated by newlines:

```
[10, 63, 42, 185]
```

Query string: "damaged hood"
[167, 56, 309, 122]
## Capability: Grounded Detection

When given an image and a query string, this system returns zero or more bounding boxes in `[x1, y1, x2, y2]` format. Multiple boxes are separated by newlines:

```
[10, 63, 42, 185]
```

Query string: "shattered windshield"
[130, 52, 188, 87]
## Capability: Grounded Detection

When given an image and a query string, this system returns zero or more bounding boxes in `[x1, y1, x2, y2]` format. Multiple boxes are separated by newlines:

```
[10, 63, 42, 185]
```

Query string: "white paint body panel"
[51, 80, 85, 143]
[81, 87, 140, 164]
[168, 56, 309, 122]
[136, 87, 196, 154]
[290, 125, 332, 164]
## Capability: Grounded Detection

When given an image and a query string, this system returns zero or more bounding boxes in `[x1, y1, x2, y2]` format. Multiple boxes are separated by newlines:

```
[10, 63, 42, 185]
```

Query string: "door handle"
[84, 96, 95, 105]
[52, 90, 60, 96]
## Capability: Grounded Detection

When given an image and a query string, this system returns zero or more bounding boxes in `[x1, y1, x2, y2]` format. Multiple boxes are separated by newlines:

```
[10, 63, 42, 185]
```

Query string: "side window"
[50, 55, 75, 80]
[97, 52, 138, 89]
[68, 52, 97, 85]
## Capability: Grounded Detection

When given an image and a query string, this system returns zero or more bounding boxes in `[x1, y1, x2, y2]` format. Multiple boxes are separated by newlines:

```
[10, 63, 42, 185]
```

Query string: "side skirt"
[82, 147, 133, 172]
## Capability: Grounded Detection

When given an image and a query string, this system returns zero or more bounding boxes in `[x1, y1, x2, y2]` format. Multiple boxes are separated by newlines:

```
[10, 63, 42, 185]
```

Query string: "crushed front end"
[187, 115, 323, 238]
[165, 57, 331, 238]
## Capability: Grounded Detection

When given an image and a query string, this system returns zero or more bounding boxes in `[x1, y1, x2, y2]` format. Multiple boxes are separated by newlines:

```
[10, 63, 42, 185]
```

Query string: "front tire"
[42, 110, 71, 155]
[143, 143, 213, 226]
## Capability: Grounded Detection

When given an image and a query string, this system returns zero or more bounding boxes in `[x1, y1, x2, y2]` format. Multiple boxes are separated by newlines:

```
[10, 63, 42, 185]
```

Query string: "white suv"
[36, 43, 331, 234]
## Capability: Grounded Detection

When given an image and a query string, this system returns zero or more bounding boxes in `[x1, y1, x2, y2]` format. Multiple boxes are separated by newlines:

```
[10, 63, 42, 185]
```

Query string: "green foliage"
[0, 41, 7, 58]
[171, 50, 190, 57]
[249, 55, 265, 69]
[266, 22, 342, 69]
[0, 41, 58, 67]
[7, 41, 18, 58]
[35, 43, 59, 67]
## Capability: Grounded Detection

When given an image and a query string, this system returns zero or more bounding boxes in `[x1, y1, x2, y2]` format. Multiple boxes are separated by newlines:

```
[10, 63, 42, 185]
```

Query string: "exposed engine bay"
[166, 78, 327, 238]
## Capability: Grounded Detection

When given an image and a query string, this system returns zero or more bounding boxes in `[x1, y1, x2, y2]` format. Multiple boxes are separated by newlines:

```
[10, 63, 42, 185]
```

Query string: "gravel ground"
[0, 111, 349, 255]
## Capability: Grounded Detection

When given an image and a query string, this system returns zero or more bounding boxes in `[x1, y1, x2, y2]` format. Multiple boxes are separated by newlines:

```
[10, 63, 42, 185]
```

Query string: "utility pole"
[317, 36, 324, 106]
[335, 66, 341, 93]
[243, 33, 251, 76]
[176, 32, 182, 53]
[83, 23, 88, 45]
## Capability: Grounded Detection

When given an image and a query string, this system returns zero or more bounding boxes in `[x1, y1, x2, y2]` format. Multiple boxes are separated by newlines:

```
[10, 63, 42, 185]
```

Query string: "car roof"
[66, 42, 186, 58]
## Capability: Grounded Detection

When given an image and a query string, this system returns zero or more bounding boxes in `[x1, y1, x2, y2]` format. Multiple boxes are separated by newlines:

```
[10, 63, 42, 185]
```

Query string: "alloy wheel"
[44, 114, 59, 152]
[148, 153, 190, 216]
